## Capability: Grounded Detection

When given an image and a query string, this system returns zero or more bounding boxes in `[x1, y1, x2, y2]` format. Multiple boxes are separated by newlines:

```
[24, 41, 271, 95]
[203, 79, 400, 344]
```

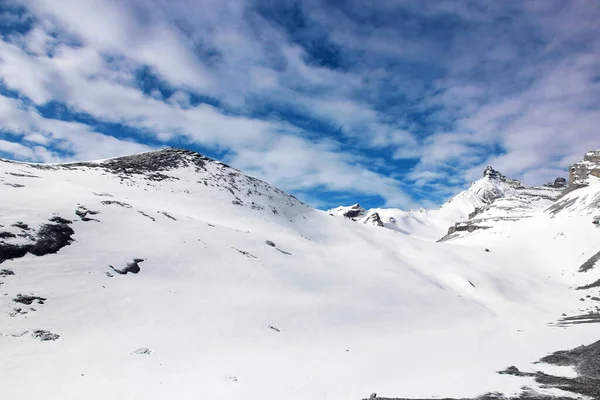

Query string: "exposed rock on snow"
[75, 206, 100, 222]
[101, 200, 132, 208]
[578, 250, 600, 273]
[545, 177, 567, 188]
[364, 212, 384, 227]
[13, 294, 46, 305]
[132, 348, 152, 355]
[566, 149, 600, 193]
[371, 338, 600, 399]
[0, 217, 75, 264]
[109, 259, 144, 275]
[327, 203, 366, 219]
[32, 330, 60, 341]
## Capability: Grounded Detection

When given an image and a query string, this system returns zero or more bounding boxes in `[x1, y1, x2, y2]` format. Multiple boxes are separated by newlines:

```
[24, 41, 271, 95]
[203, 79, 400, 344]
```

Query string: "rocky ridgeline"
[440, 166, 565, 241]
[567, 149, 600, 193]
[1, 148, 309, 220]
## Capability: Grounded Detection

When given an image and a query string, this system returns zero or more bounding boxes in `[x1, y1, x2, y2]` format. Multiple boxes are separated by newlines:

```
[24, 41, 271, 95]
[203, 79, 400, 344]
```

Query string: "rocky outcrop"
[327, 204, 366, 220]
[483, 166, 501, 179]
[344, 204, 366, 219]
[364, 212, 384, 227]
[567, 150, 600, 193]
[545, 177, 567, 188]
[483, 166, 525, 189]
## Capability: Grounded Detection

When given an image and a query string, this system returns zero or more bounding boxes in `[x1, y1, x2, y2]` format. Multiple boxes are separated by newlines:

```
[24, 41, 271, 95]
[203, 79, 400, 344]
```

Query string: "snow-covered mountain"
[328, 166, 563, 242]
[1, 148, 600, 400]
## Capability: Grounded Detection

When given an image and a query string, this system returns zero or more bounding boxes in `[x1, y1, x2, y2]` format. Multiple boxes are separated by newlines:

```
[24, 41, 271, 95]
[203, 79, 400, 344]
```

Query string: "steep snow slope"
[0, 149, 598, 400]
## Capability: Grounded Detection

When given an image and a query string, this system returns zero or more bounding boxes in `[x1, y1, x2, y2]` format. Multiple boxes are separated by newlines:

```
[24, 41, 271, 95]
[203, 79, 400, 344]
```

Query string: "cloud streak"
[0, 0, 598, 208]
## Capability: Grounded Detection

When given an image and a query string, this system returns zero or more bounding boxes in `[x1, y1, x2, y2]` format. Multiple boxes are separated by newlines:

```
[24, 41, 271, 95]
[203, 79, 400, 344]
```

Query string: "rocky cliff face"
[567, 150, 600, 193]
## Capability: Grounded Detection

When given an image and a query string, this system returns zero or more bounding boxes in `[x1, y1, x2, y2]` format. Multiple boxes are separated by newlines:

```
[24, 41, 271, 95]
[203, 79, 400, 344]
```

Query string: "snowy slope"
[0, 149, 599, 400]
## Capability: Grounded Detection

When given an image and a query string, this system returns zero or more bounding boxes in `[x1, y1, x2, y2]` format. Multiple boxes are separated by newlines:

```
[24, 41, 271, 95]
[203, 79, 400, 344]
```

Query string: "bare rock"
[32, 330, 60, 341]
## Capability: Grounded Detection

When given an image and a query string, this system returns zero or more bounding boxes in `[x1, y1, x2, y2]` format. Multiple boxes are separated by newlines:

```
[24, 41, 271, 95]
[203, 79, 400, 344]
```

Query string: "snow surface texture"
[1, 149, 600, 400]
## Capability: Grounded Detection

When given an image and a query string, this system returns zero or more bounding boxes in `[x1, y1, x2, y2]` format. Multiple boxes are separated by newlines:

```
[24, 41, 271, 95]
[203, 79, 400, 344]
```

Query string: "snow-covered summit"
[441, 166, 518, 216]
[330, 166, 528, 241]
[1, 148, 310, 227]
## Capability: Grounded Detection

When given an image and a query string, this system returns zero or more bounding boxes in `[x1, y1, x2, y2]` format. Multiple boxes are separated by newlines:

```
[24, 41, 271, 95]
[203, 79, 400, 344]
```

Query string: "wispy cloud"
[0, 0, 598, 208]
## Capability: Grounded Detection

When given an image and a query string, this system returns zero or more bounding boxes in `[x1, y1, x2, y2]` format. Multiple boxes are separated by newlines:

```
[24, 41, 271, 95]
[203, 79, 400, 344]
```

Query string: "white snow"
[0, 151, 599, 400]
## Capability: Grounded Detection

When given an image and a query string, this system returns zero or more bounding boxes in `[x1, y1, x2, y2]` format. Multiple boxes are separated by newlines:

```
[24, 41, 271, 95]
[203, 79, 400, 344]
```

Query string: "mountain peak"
[483, 166, 501, 179]
[567, 149, 600, 193]
[74, 148, 216, 175]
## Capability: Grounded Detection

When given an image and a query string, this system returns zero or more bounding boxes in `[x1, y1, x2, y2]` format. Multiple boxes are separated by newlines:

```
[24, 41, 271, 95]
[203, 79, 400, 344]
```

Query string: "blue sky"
[0, 0, 599, 209]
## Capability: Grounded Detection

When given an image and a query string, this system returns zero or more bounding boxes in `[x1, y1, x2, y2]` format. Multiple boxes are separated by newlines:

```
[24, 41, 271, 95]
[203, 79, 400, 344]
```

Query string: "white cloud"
[1, 0, 599, 208]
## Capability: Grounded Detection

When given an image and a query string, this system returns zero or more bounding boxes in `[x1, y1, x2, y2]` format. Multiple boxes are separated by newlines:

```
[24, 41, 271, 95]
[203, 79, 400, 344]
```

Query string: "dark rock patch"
[4, 183, 25, 188]
[469, 207, 484, 219]
[12, 222, 30, 230]
[69, 148, 208, 177]
[577, 279, 600, 290]
[0, 269, 15, 276]
[48, 216, 72, 224]
[32, 330, 60, 341]
[0, 218, 74, 264]
[137, 211, 155, 221]
[14, 294, 46, 305]
[75, 206, 100, 222]
[579, 250, 600, 273]
[109, 259, 144, 275]
[342, 204, 366, 219]
[0, 231, 16, 239]
[364, 212, 384, 227]
[92, 192, 113, 197]
[233, 248, 257, 259]
[9, 308, 28, 317]
[268, 325, 280, 332]
[29, 223, 75, 256]
[553, 313, 600, 326]
[276, 248, 292, 255]
[6, 172, 39, 178]
[265, 240, 276, 247]
[369, 338, 600, 400]
[0, 242, 28, 264]
[438, 222, 492, 242]
[160, 211, 176, 221]
[497, 366, 531, 377]
[101, 200, 132, 208]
